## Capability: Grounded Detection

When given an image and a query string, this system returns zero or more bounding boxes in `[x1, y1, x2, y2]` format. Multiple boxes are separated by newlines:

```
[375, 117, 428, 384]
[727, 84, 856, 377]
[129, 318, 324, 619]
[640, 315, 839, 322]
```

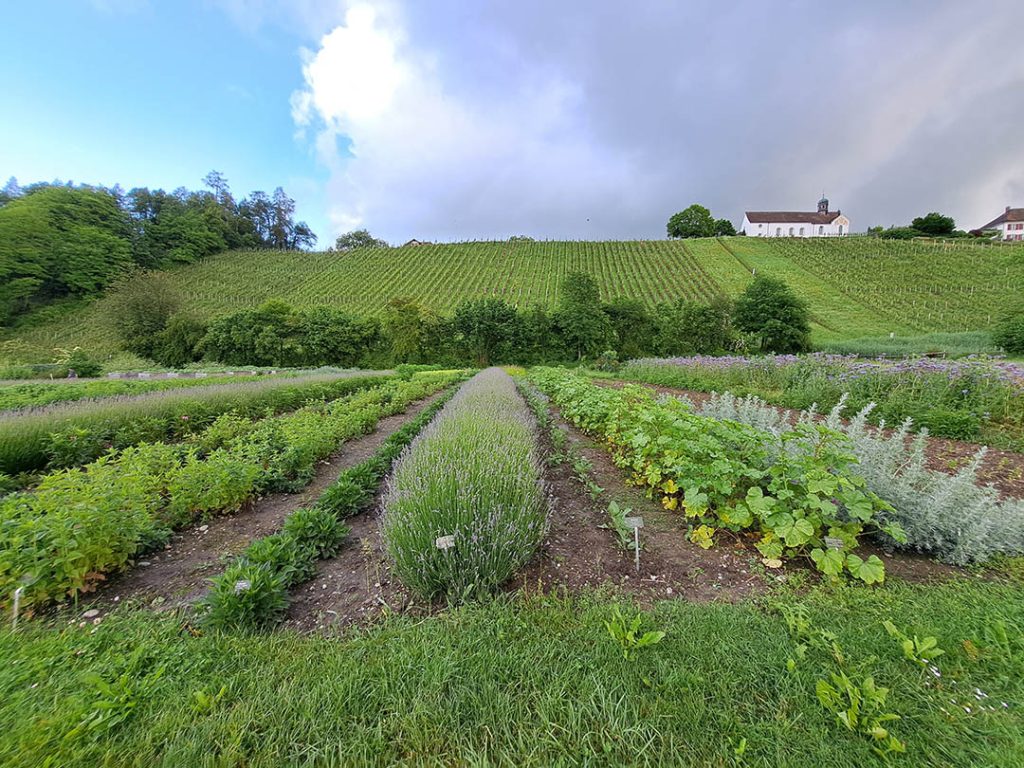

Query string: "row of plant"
[0, 371, 285, 412]
[381, 368, 548, 601]
[692, 390, 1024, 565]
[0, 371, 391, 477]
[203, 382, 464, 629]
[616, 354, 1024, 447]
[529, 368, 899, 583]
[0, 372, 462, 609]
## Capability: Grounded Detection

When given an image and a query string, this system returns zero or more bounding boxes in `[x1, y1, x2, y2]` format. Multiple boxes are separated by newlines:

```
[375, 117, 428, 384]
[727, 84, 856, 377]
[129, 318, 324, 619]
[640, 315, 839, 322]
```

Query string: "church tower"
[818, 195, 829, 214]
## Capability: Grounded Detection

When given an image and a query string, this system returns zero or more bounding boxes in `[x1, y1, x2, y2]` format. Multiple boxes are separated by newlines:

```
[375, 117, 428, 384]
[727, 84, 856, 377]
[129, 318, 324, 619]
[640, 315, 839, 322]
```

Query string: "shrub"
[691, 389, 1024, 565]
[204, 562, 288, 630]
[107, 271, 181, 358]
[152, 314, 206, 367]
[993, 309, 1024, 355]
[382, 369, 547, 600]
[240, 533, 318, 587]
[282, 506, 349, 559]
[733, 276, 811, 353]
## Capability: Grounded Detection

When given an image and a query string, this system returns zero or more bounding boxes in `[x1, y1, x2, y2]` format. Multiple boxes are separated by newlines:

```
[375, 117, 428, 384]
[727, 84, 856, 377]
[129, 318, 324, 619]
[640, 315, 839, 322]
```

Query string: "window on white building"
[799, 227, 805, 236]
[776, 227, 781, 236]
[838, 225, 844, 235]
[818, 225, 824, 235]
[788, 227, 795, 236]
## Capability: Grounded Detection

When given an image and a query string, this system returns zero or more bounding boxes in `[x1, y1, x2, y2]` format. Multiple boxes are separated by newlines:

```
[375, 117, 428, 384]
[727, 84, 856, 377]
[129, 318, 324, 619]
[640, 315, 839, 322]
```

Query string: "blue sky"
[1, 1, 332, 240]
[3, 1, 1023, 245]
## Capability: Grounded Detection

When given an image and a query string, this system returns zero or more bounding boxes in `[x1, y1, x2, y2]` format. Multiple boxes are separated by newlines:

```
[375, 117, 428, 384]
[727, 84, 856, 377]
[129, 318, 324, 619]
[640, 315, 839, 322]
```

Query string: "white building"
[977, 206, 1024, 241]
[740, 197, 850, 237]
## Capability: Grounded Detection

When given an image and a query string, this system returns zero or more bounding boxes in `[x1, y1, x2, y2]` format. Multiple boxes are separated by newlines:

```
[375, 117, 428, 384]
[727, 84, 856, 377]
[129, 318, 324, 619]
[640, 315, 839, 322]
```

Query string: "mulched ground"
[597, 379, 1024, 499]
[77, 390, 449, 617]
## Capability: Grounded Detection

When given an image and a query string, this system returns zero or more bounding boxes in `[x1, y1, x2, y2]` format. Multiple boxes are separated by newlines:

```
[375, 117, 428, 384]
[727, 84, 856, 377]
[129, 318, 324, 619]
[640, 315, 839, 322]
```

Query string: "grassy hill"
[4, 237, 1023, 360]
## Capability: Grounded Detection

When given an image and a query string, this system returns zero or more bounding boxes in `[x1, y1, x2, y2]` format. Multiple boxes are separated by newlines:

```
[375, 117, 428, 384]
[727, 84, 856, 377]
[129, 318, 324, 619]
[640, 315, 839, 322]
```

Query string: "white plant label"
[623, 516, 644, 529]
[435, 534, 456, 551]
[825, 536, 845, 551]
[234, 580, 251, 594]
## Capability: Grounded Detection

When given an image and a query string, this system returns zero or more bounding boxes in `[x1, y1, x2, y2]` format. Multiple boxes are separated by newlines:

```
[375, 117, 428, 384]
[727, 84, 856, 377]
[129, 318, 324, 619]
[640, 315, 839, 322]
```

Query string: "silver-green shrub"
[381, 368, 547, 600]
[683, 390, 1024, 565]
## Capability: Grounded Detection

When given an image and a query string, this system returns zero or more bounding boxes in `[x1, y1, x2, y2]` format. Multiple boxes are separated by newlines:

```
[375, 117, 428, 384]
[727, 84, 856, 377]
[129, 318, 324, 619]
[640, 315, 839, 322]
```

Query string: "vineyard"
[6, 237, 1023, 359]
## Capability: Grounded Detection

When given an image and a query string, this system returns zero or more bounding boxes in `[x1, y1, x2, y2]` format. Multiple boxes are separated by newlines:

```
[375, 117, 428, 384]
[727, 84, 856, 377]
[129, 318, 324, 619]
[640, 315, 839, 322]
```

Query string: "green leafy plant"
[882, 620, 945, 667]
[815, 672, 905, 758]
[191, 685, 229, 716]
[604, 605, 666, 659]
[601, 501, 633, 550]
[204, 562, 289, 630]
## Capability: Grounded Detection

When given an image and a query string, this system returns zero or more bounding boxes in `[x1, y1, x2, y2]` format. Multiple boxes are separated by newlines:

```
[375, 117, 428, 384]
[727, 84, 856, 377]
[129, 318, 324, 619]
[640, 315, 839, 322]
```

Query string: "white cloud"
[291, 2, 644, 242]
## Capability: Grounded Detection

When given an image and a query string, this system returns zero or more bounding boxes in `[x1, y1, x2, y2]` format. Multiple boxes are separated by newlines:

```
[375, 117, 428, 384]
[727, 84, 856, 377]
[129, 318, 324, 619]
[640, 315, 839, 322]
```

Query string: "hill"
[4, 237, 1023, 360]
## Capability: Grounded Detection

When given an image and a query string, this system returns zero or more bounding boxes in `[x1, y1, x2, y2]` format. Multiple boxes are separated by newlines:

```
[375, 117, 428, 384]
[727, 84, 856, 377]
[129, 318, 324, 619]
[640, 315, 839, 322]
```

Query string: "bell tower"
[817, 194, 829, 214]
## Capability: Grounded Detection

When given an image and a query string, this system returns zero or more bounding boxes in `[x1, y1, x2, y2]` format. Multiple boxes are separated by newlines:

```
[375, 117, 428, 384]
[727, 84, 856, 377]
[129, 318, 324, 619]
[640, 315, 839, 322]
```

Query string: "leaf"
[775, 515, 815, 547]
[810, 547, 844, 577]
[719, 504, 753, 528]
[661, 495, 678, 511]
[846, 553, 885, 585]
[689, 525, 715, 549]
[661, 478, 678, 495]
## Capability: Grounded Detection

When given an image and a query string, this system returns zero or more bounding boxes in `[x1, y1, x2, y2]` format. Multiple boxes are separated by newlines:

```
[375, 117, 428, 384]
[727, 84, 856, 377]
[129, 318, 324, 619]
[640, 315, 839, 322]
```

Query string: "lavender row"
[380, 368, 548, 600]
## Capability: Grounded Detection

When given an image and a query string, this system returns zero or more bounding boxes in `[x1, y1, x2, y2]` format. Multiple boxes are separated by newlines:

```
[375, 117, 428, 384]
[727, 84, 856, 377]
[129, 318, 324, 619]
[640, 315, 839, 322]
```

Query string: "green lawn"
[2, 577, 1022, 766]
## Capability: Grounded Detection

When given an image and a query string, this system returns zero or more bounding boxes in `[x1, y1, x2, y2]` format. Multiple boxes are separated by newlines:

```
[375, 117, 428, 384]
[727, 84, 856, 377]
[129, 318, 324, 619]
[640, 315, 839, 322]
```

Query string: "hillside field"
[4, 237, 1023, 360]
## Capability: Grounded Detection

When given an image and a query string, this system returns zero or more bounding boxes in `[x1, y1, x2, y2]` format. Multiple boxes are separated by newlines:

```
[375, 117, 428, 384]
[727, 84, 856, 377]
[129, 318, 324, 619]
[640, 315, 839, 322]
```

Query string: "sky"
[2, 0, 1023, 245]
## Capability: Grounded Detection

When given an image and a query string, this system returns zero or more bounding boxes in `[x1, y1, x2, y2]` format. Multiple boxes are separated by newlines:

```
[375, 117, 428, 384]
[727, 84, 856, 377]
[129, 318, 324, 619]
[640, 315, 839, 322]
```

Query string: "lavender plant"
[381, 368, 548, 601]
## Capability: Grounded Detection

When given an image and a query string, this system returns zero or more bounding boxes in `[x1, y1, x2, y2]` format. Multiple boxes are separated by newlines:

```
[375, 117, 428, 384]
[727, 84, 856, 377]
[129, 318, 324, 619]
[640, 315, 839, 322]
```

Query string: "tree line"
[0, 172, 315, 324]
[107, 271, 812, 369]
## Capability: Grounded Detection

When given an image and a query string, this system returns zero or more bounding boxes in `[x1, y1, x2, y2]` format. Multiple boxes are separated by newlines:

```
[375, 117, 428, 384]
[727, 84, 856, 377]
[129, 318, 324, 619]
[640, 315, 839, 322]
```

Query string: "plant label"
[825, 536, 845, 551]
[233, 580, 251, 594]
[435, 534, 456, 550]
[623, 516, 644, 529]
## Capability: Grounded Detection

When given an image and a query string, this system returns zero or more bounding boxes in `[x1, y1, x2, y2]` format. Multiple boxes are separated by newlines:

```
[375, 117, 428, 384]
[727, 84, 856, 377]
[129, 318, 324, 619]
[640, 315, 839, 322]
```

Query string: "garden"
[0, 363, 1022, 766]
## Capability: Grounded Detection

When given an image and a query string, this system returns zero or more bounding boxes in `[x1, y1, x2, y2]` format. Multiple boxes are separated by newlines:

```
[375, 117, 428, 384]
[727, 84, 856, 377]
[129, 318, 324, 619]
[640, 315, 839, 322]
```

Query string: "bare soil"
[598, 379, 1024, 499]
[80, 391, 448, 615]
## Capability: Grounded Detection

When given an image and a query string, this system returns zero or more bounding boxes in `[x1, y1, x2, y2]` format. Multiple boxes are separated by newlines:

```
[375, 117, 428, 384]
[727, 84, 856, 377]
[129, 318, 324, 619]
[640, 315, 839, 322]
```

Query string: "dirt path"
[82, 390, 448, 614]
[598, 379, 1024, 499]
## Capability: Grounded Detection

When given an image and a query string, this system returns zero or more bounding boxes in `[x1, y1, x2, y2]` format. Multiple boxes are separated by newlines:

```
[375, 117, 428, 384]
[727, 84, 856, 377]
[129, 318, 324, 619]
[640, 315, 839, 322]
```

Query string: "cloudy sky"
[3, 0, 1022, 244]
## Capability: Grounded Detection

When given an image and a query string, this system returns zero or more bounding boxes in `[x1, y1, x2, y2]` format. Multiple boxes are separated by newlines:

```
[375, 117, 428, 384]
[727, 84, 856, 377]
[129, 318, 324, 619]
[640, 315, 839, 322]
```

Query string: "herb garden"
[1, 355, 1022, 766]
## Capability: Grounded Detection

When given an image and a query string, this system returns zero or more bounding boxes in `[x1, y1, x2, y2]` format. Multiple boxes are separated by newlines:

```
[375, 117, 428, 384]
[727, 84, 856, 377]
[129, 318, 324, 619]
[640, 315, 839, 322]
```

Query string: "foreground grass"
[1, 578, 1022, 767]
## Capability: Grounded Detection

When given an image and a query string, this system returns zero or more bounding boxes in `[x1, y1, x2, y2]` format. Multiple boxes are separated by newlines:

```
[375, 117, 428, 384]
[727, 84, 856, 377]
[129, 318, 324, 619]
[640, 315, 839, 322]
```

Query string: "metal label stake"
[624, 516, 644, 573]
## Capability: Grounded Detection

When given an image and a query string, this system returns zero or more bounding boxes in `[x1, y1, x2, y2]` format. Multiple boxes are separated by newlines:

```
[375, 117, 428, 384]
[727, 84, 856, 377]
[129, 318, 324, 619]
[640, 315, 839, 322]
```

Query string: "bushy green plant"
[382, 369, 547, 600]
[2, 372, 390, 476]
[240, 533, 318, 587]
[204, 562, 288, 630]
[688, 388, 1024, 565]
[529, 368, 896, 582]
[282, 507, 349, 559]
[993, 308, 1024, 355]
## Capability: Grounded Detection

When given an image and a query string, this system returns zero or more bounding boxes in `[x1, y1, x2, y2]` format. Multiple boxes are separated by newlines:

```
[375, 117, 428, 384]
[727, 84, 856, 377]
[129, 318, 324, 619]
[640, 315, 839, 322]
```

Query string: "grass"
[818, 331, 999, 358]
[1, 577, 1022, 766]
[4, 237, 1023, 359]
[382, 368, 547, 599]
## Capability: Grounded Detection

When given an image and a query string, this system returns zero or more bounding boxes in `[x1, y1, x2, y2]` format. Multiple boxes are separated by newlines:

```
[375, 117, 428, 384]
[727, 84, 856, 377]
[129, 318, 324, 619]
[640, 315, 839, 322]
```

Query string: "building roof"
[744, 211, 842, 225]
[978, 207, 1024, 230]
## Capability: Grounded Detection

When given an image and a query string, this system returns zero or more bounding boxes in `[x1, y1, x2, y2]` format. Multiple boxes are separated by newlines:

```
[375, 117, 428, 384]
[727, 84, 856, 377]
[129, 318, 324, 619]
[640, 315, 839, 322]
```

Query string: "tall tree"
[911, 212, 955, 237]
[732, 276, 811, 353]
[667, 204, 715, 238]
[555, 271, 614, 359]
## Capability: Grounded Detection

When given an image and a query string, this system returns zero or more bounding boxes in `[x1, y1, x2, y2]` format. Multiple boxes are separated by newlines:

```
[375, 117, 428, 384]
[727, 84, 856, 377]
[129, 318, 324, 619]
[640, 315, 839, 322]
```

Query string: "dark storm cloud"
[291, 0, 1024, 241]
